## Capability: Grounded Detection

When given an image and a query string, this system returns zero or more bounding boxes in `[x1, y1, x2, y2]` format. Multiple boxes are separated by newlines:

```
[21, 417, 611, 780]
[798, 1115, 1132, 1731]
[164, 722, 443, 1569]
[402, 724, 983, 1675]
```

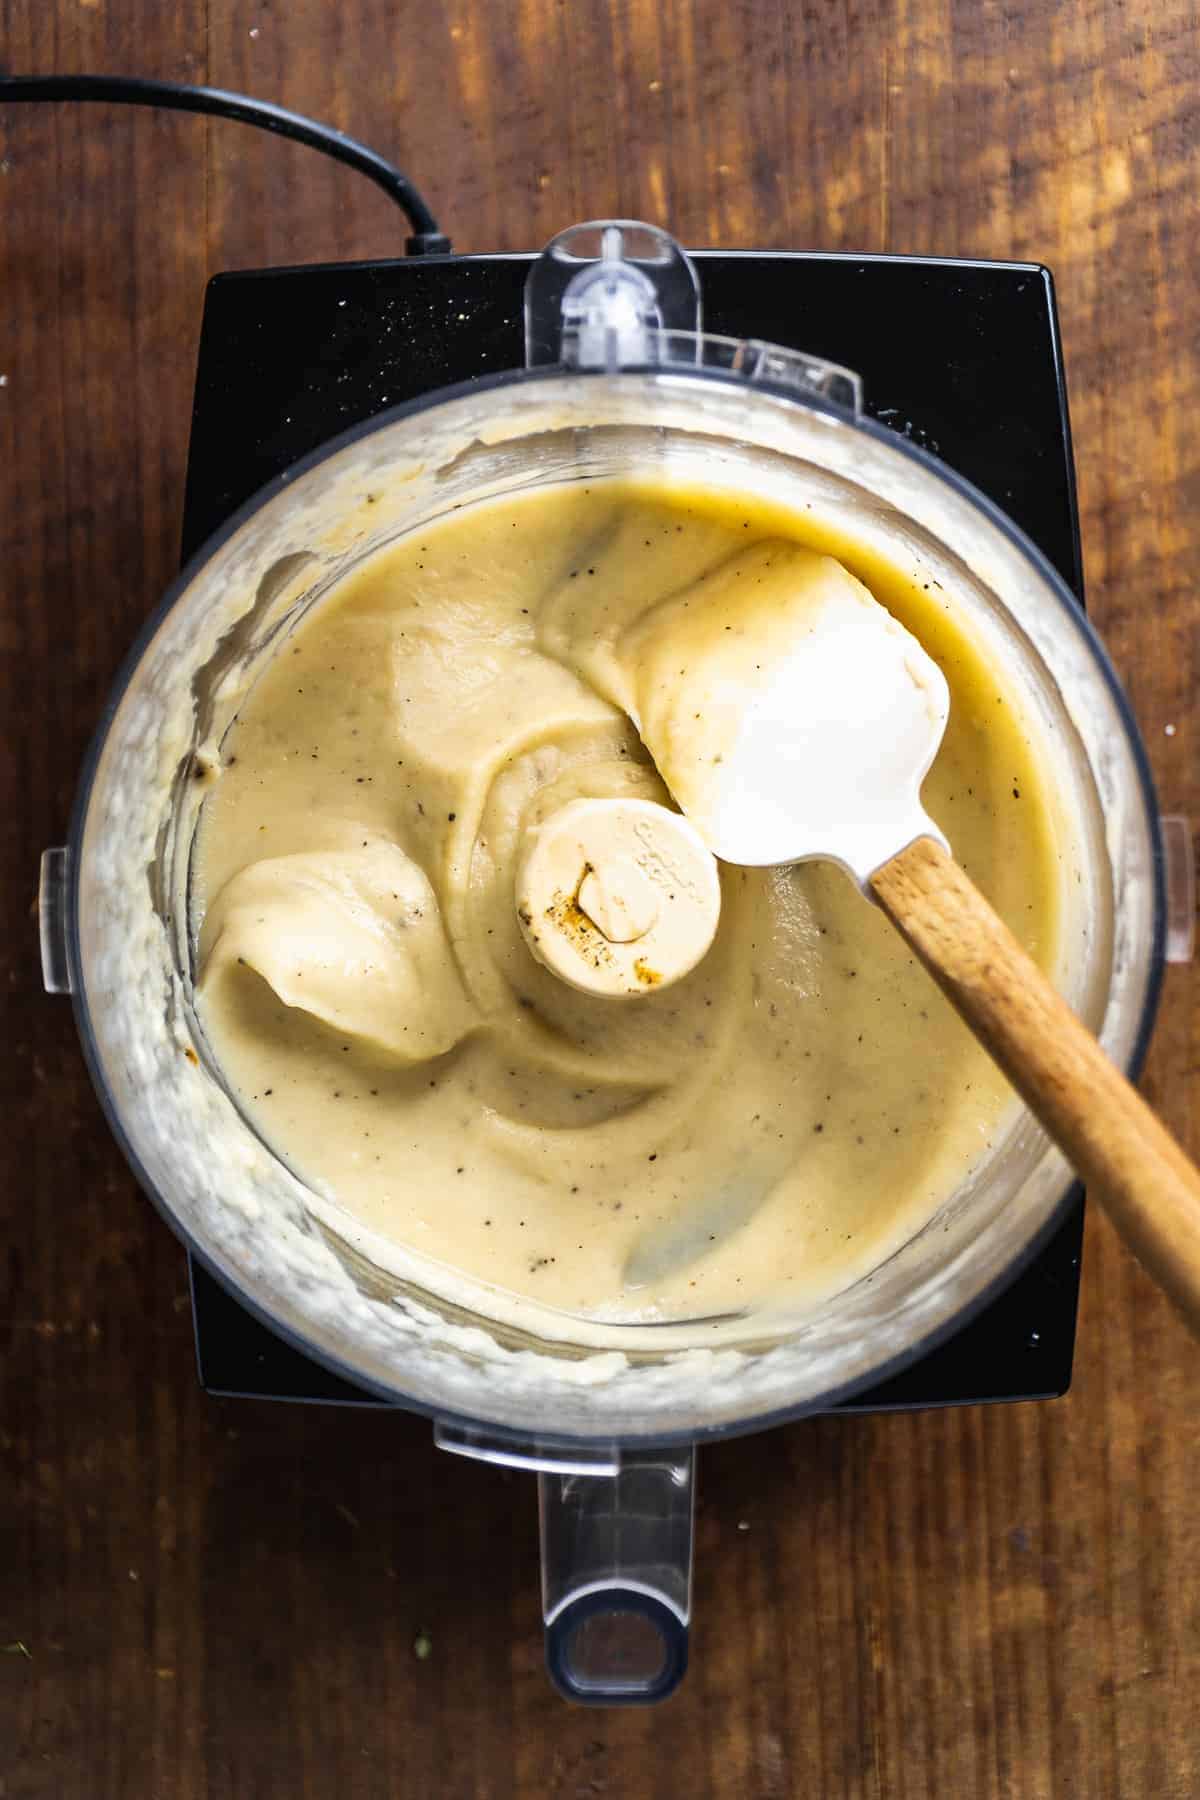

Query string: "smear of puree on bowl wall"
[191, 476, 1063, 1324]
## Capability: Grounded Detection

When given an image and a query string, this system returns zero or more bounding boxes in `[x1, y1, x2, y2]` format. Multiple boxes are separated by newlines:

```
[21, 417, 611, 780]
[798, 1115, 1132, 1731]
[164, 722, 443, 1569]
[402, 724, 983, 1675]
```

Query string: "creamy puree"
[192, 477, 1062, 1323]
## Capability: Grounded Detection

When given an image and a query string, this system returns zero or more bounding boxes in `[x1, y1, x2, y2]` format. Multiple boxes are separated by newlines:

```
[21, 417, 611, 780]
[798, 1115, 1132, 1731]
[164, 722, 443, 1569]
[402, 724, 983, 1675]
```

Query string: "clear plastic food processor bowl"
[40, 224, 1186, 1703]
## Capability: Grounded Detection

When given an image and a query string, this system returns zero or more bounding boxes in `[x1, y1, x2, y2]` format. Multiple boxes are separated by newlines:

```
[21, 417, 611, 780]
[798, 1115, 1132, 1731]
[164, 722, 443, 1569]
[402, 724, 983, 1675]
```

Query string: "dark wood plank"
[1, 3, 215, 1796]
[2, 0, 1199, 1795]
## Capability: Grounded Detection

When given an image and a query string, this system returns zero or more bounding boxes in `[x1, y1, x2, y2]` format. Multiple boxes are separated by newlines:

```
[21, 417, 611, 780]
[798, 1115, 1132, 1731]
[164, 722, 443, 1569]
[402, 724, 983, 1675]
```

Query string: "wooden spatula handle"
[870, 835, 1200, 1333]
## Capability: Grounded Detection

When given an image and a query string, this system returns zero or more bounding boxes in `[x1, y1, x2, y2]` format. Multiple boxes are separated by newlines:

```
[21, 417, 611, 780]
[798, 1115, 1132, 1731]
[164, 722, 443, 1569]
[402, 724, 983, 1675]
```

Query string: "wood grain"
[2, 0, 1198, 1795]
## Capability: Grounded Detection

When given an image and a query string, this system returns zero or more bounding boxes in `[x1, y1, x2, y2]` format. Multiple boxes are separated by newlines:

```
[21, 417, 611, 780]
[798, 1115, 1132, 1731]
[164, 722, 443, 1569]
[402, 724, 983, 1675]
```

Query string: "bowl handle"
[539, 1445, 694, 1705]
[435, 1422, 694, 1705]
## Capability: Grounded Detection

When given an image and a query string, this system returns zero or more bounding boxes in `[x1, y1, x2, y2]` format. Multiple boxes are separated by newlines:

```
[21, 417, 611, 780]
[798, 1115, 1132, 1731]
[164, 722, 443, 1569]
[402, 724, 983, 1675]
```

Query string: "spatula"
[630, 542, 1200, 1331]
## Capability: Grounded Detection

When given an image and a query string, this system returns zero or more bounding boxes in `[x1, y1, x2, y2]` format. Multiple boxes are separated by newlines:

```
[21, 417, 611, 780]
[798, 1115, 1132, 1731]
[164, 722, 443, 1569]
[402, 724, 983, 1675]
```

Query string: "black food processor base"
[183, 249, 1086, 1413]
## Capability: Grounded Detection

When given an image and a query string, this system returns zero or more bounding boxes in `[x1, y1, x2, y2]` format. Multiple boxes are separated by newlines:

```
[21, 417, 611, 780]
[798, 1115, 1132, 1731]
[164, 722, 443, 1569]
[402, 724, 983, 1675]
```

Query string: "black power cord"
[0, 74, 451, 256]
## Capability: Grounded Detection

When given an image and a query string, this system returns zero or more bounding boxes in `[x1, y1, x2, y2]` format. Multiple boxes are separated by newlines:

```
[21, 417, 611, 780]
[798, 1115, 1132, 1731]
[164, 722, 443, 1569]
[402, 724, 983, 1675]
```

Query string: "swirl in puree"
[192, 477, 1062, 1323]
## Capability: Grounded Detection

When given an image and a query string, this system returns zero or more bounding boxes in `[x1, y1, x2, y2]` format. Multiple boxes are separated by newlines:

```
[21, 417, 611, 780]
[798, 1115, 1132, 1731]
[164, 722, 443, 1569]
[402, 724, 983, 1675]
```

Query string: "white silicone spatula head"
[622, 542, 952, 886]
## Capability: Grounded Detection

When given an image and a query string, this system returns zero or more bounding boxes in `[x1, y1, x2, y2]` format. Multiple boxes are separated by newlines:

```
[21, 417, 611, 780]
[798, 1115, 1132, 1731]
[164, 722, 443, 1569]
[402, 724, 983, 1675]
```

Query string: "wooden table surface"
[3, 2, 1198, 1794]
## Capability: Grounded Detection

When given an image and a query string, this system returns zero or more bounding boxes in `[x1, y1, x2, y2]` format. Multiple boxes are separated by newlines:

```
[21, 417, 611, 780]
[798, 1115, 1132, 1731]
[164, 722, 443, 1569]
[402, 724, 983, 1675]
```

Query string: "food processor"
[38, 217, 1191, 1705]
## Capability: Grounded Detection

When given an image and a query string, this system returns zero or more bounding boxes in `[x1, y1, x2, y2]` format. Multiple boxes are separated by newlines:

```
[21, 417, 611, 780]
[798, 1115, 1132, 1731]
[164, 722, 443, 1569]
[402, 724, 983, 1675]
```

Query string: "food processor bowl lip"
[64, 360, 1167, 1448]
